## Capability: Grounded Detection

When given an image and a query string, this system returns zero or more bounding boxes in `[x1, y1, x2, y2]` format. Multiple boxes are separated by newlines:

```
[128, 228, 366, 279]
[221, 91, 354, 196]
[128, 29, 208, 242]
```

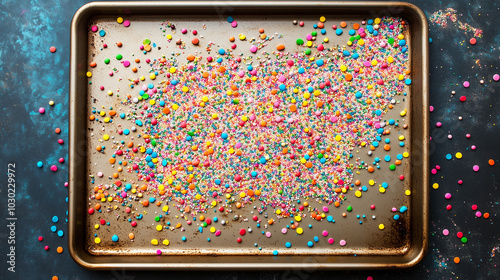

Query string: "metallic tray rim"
[69, 0, 429, 270]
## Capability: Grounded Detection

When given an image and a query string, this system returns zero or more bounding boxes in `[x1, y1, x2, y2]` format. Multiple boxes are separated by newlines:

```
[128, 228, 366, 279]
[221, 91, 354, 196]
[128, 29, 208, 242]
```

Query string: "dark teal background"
[1, 0, 499, 279]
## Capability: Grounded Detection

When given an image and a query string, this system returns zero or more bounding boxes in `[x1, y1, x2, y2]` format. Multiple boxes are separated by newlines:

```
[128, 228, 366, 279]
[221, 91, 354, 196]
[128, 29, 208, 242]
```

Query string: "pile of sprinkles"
[85, 15, 414, 252]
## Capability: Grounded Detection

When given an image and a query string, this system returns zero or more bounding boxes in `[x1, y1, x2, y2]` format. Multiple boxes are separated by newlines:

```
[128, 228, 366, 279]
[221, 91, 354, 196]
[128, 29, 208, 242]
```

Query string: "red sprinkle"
[470, 38, 477, 45]
[459, 96, 466, 102]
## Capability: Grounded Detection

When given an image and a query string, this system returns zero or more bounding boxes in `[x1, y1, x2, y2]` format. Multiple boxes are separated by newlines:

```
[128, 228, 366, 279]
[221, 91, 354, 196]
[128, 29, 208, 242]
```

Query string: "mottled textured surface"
[0, 0, 498, 279]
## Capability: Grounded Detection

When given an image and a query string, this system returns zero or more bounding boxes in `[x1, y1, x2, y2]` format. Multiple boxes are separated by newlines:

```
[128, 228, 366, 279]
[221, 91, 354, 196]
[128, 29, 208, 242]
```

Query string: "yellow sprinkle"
[398, 34, 405, 40]
[306, 41, 313, 47]
[240, 192, 246, 198]
[319, 16, 326, 22]
[347, 40, 352, 46]
[323, 37, 329, 43]
[405, 190, 411, 196]
[387, 56, 394, 63]
[303, 92, 311, 99]
[117, 17, 124, 24]
[296, 227, 304, 235]
[340, 65, 347, 72]
[335, 135, 341, 141]
[432, 183, 439, 189]
[103, 117, 110, 123]
[379, 187, 386, 193]
[103, 134, 110, 141]
[399, 135, 405, 141]
[212, 113, 218, 119]
[398, 74, 405, 80]
[94, 237, 101, 244]
[151, 239, 158, 245]
[355, 190, 362, 197]
[163, 239, 170, 246]
[294, 215, 302, 222]
[403, 152, 409, 158]
[369, 180, 375, 186]
[358, 39, 364, 46]
[371, 59, 378, 66]
[379, 224, 385, 230]
[210, 227, 216, 233]
[239, 34, 246, 40]
[374, 18, 381, 24]
[182, 86, 189, 92]
[456, 152, 462, 159]
[166, 34, 172, 40]
[94, 224, 99, 229]
[172, 104, 179, 110]
[400, 110, 406, 117]
[86, 72, 92, 78]
[195, 194, 201, 200]
[169, 67, 176, 73]
[156, 225, 163, 231]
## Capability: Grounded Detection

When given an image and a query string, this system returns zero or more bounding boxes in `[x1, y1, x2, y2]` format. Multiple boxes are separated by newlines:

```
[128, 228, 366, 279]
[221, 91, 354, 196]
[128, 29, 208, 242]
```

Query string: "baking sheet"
[69, 1, 429, 269]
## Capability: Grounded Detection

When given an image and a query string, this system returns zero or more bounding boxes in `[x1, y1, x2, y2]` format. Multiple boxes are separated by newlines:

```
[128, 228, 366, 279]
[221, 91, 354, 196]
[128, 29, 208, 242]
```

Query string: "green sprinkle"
[296, 39, 304, 45]
[104, 58, 110, 64]
[388, 38, 395, 44]
[461, 237, 468, 244]
[116, 54, 123, 60]
[143, 39, 151, 45]
[347, 205, 353, 212]
[305, 49, 311, 55]
[389, 164, 396, 171]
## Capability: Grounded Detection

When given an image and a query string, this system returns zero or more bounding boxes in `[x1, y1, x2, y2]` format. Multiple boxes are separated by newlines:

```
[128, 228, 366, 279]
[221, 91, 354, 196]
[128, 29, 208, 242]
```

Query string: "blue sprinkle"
[279, 84, 286, 91]
[182, 236, 187, 242]
[400, 206, 408, 213]
[429, 38, 433, 43]
[247, 65, 253, 71]
[149, 197, 156, 203]
[298, 67, 305, 74]
[50, 226, 57, 232]
[307, 241, 314, 247]
[199, 227, 203, 233]
[384, 155, 391, 162]
[375, 109, 382, 116]
[348, 29, 356, 36]
[320, 29, 326, 35]
[362, 186, 368, 192]
[385, 138, 390, 144]
[227, 16, 234, 23]
[218, 48, 225, 55]
[112, 235, 119, 242]
[37, 161, 43, 168]
[251, 171, 258, 177]
[57, 230, 64, 237]
[135, 120, 143, 126]
[123, 129, 130, 135]
[273, 250, 279, 256]
[313, 236, 319, 242]
[405, 78, 412, 85]
[316, 59, 324, 67]
[99, 30, 106, 37]
[355, 92, 362, 99]
[446, 154, 452, 160]
[125, 184, 132, 190]
[352, 53, 359, 59]
[343, 50, 350, 56]
[335, 29, 343, 35]
[372, 141, 379, 147]
[399, 39, 406, 46]
[217, 57, 223, 63]
[285, 242, 292, 248]
[260, 157, 267, 164]
[393, 215, 400, 221]
[382, 182, 388, 189]
[221, 132, 228, 139]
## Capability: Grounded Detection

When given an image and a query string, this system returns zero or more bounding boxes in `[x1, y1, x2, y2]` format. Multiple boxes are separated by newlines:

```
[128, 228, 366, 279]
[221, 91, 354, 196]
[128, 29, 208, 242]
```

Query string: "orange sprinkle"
[142, 200, 149, 207]
[345, 73, 353, 81]
[395, 160, 402, 165]
[229, 36, 235, 42]
[340, 21, 347, 28]
[367, 166, 375, 173]
[55, 128, 61, 134]
[334, 201, 340, 207]
[276, 44, 285, 51]
[259, 28, 265, 33]
[129, 233, 135, 239]
[353, 23, 360, 30]
[484, 213, 490, 218]
[109, 158, 116, 164]
[355, 180, 361, 186]
[219, 66, 226, 73]
[89, 61, 97, 68]
[303, 202, 309, 207]
[254, 189, 261, 196]
[384, 144, 391, 151]
[95, 203, 101, 210]
[116, 42, 122, 47]
[57, 246, 63, 253]
[89, 115, 95, 121]
[454, 257, 460, 264]
[317, 22, 324, 29]
[96, 146, 102, 151]
[289, 104, 297, 112]
[488, 159, 495, 166]
[52, 277, 59, 280]
[187, 54, 195, 61]
[247, 190, 254, 196]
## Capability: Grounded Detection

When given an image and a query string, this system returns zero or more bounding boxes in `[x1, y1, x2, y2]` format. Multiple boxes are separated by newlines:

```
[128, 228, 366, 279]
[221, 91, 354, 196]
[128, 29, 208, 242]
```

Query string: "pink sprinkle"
[328, 238, 334, 244]
[466, 134, 471, 138]
[339, 240, 346, 246]
[123, 60, 130, 67]
[442, 229, 449, 236]
[215, 230, 221, 236]
[322, 206, 329, 213]
[322, 230, 328, 237]
[429, 105, 434, 112]
[463, 81, 470, 88]
[436, 122, 442, 127]
[156, 250, 162, 255]
[471, 145, 476, 150]
[39, 107, 45, 114]
[50, 165, 58, 172]
[281, 228, 287, 234]
[473, 165, 480, 172]
[445, 193, 452, 199]
[58, 158, 65, 163]
[431, 168, 437, 174]
[231, 21, 238, 28]
[475, 211, 482, 217]
[265, 232, 272, 238]
[250, 45, 258, 53]
[58, 139, 64, 144]
[123, 20, 130, 27]
[367, 277, 373, 280]
[91, 25, 98, 32]
[458, 180, 463, 185]
[493, 74, 499, 81]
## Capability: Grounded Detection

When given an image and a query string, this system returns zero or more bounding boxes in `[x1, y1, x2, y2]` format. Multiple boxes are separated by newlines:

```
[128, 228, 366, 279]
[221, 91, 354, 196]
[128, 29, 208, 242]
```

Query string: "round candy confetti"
[49, 46, 57, 53]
